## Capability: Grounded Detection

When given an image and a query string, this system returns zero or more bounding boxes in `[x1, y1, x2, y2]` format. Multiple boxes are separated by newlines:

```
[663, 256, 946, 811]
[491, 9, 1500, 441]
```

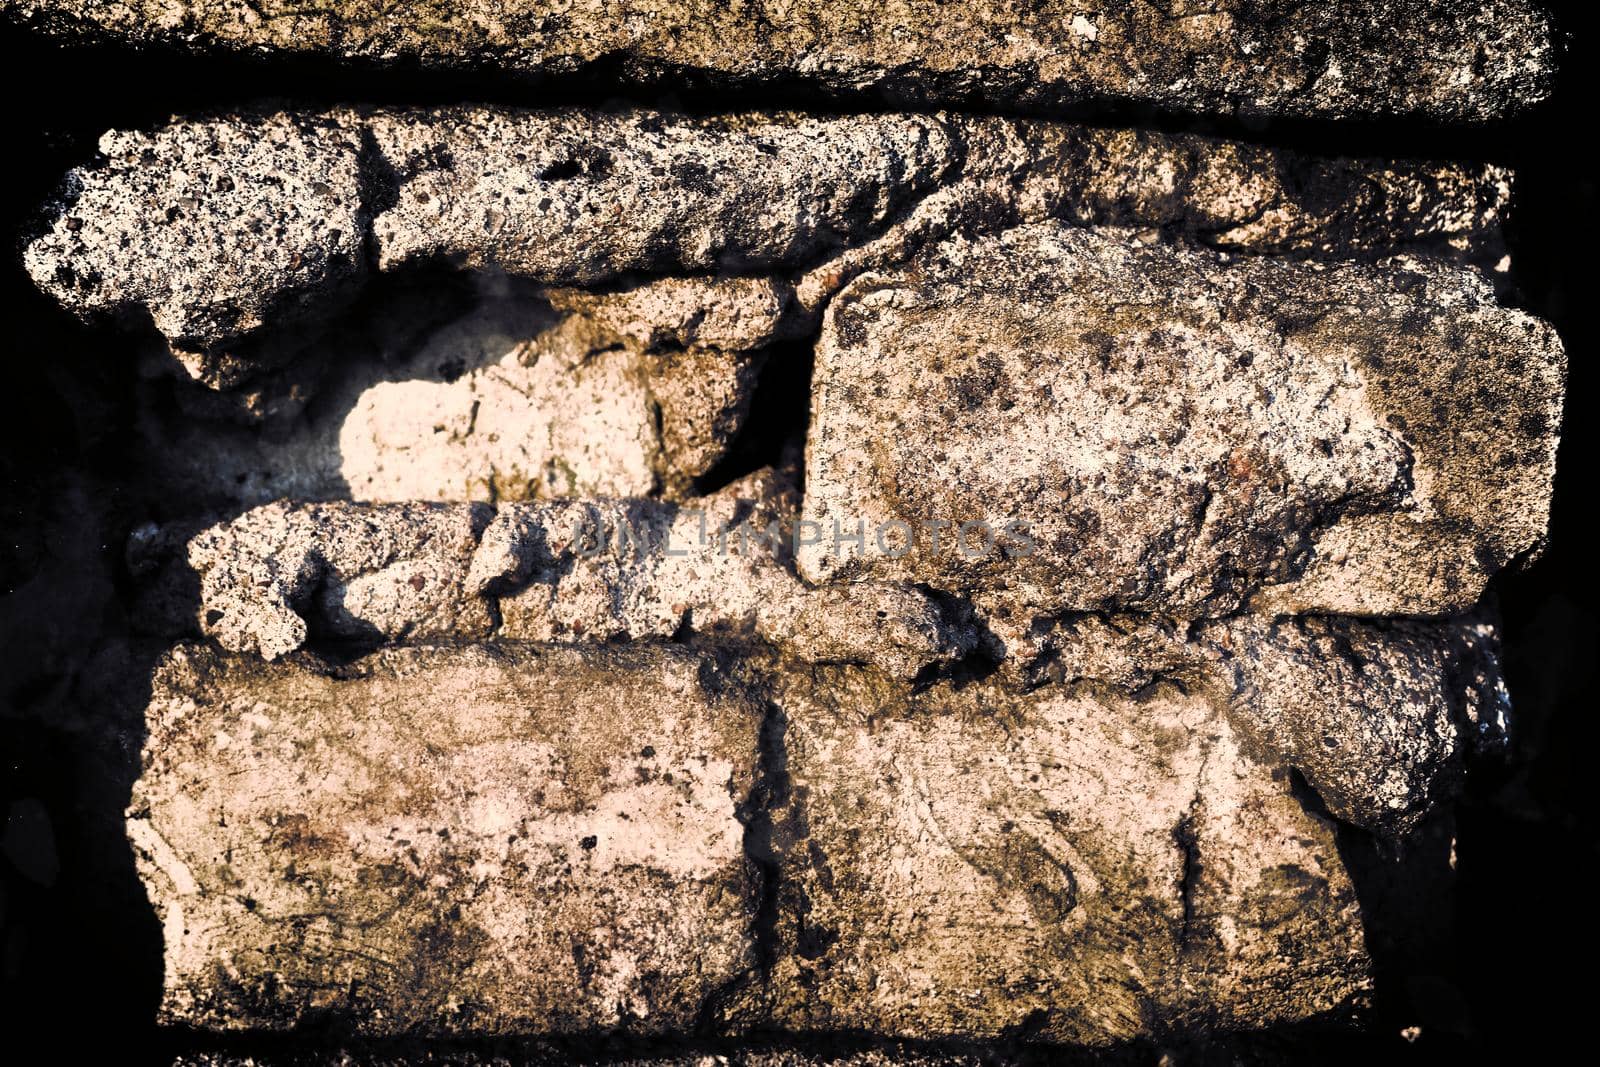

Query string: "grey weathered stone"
[479, 468, 977, 683]
[133, 469, 976, 680]
[360, 108, 952, 286]
[128, 641, 765, 1033]
[27, 107, 1515, 375]
[26, 112, 369, 357]
[1, 1, 1555, 121]
[766, 611, 1476, 1042]
[799, 223, 1564, 618]
[26, 107, 952, 355]
[1199, 614, 1509, 832]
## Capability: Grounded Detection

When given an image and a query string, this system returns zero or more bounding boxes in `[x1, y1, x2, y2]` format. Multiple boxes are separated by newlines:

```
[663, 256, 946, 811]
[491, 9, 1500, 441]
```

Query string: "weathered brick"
[800, 223, 1564, 619]
[24, 108, 952, 356]
[128, 642, 764, 1033]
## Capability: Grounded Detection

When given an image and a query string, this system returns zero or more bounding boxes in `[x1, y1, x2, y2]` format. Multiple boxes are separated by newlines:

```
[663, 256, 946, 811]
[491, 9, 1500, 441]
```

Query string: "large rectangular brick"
[127, 642, 764, 1034]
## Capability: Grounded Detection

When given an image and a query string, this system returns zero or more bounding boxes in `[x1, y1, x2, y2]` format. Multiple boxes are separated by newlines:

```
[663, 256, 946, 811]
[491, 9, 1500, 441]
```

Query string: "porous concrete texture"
[800, 223, 1564, 618]
[794, 119, 1515, 314]
[26, 111, 370, 357]
[0, 1, 1556, 121]
[142, 500, 495, 660]
[130, 641, 765, 1034]
[479, 468, 977, 683]
[25, 107, 950, 356]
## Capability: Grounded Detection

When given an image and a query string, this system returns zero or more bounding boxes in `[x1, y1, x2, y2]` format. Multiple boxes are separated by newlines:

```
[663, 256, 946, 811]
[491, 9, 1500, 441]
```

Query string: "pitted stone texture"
[22, 112, 367, 355]
[544, 276, 795, 355]
[138, 471, 973, 679]
[1200, 614, 1509, 834]
[139, 275, 786, 506]
[540, 276, 797, 488]
[364, 109, 950, 285]
[26, 106, 952, 354]
[129, 641, 763, 1033]
[2, 1, 1555, 121]
[334, 299, 670, 502]
[769, 662, 1368, 1045]
[800, 223, 1564, 618]
[29, 106, 1520, 372]
[1048, 125, 1514, 263]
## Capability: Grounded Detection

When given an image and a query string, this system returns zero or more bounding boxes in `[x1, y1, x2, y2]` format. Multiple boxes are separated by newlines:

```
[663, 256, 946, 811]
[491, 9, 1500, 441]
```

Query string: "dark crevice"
[1173, 802, 1203, 952]
[735, 694, 791, 1020]
[690, 336, 815, 496]
[354, 125, 402, 268]
[1285, 767, 1465, 1046]
[905, 585, 1005, 691]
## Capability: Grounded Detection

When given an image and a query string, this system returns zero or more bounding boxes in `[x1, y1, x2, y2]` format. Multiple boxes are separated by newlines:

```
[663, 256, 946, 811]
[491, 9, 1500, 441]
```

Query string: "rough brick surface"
[128, 641, 765, 1033]
[137, 275, 788, 504]
[166, 500, 496, 660]
[760, 613, 1500, 1040]
[25, 107, 951, 355]
[795, 119, 1514, 314]
[800, 223, 1564, 617]
[127, 613, 1493, 1038]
